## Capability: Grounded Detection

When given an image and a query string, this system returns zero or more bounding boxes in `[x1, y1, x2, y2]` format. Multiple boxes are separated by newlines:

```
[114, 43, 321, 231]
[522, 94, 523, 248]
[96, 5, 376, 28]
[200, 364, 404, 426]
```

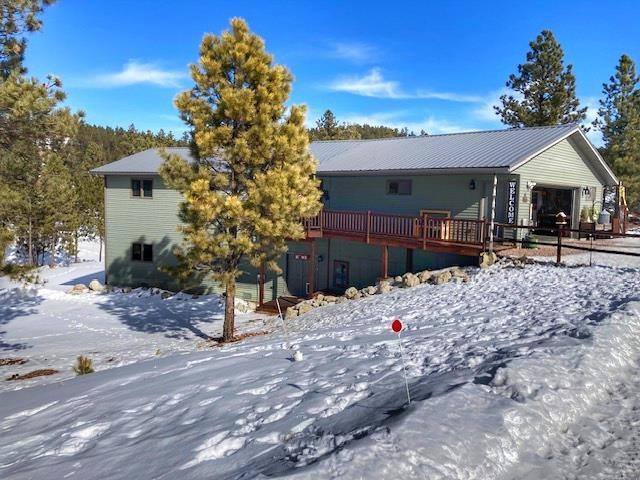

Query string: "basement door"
[286, 253, 309, 297]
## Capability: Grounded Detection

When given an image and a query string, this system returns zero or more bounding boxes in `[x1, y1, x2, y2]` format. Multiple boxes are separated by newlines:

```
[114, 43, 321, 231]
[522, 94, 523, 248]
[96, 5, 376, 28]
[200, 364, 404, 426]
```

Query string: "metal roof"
[90, 147, 195, 175]
[309, 124, 579, 172]
[91, 124, 616, 183]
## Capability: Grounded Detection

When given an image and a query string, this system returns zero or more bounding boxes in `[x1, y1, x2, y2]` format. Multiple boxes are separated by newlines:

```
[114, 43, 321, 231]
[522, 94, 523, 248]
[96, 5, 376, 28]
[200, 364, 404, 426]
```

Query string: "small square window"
[142, 179, 153, 198]
[131, 179, 141, 197]
[132, 243, 153, 262]
[387, 180, 411, 195]
[131, 243, 142, 261]
[387, 179, 412, 195]
[143, 244, 153, 262]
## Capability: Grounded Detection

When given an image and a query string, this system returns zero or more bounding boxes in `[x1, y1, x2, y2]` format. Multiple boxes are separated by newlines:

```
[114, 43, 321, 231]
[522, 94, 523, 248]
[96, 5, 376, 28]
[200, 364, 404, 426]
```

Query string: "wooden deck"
[304, 209, 488, 256]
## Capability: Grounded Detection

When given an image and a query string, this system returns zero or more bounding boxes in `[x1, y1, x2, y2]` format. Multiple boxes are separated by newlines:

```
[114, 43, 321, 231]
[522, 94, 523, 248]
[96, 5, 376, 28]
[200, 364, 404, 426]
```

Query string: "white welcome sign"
[507, 180, 517, 225]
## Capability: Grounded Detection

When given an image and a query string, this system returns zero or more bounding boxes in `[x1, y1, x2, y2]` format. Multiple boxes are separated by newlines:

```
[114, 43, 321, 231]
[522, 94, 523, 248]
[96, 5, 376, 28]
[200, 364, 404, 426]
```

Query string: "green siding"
[104, 175, 263, 301]
[320, 173, 495, 220]
[513, 137, 606, 228]
[104, 175, 182, 290]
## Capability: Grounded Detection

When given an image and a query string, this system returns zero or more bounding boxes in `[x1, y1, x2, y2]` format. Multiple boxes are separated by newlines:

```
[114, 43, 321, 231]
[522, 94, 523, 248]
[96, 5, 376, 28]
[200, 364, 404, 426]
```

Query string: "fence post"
[422, 214, 427, 249]
[366, 210, 371, 244]
[556, 224, 562, 265]
[482, 220, 488, 251]
[555, 211, 567, 266]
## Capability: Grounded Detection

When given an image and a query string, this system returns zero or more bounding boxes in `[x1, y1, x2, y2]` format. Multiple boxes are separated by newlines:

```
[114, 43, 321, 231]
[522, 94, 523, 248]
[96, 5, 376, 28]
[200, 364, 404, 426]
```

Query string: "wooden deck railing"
[304, 209, 486, 246]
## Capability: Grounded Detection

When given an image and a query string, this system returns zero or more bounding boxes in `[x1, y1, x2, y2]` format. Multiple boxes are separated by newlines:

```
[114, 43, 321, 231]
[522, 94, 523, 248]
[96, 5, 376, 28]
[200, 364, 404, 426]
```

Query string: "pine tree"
[160, 18, 322, 342]
[33, 153, 79, 265]
[313, 110, 339, 139]
[0, 0, 55, 78]
[594, 54, 640, 209]
[0, 74, 80, 264]
[495, 30, 587, 127]
[308, 110, 406, 140]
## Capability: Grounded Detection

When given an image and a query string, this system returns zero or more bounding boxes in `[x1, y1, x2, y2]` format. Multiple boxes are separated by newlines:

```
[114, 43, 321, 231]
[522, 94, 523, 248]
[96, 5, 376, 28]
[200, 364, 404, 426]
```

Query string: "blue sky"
[23, 0, 640, 143]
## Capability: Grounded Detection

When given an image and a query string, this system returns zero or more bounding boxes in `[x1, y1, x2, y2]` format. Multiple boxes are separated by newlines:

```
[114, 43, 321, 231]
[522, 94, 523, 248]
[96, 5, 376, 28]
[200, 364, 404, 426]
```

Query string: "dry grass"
[0, 358, 27, 367]
[6, 369, 59, 381]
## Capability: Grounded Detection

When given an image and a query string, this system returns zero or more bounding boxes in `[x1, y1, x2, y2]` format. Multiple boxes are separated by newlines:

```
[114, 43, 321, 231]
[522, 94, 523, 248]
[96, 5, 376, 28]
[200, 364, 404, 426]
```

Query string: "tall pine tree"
[0, 0, 55, 78]
[160, 18, 322, 341]
[495, 30, 587, 127]
[594, 54, 640, 209]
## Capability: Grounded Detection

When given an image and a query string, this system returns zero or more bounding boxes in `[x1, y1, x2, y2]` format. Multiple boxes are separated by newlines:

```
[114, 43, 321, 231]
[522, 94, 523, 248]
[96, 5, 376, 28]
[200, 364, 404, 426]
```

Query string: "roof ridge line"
[310, 123, 579, 143]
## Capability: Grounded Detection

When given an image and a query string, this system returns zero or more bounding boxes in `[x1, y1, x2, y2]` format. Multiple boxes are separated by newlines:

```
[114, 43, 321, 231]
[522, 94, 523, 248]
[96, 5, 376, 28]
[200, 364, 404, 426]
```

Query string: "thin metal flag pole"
[397, 331, 411, 405]
[275, 297, 290, 351]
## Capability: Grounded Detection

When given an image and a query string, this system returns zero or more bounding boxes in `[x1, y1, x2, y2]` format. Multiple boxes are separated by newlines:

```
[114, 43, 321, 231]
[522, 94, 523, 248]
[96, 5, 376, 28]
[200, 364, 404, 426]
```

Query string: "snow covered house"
[91, 123, 619, 304]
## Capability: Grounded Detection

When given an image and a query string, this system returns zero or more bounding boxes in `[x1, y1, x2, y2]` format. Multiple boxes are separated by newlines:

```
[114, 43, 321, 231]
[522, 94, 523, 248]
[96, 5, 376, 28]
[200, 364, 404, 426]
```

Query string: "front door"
[286, 253, 309, 297]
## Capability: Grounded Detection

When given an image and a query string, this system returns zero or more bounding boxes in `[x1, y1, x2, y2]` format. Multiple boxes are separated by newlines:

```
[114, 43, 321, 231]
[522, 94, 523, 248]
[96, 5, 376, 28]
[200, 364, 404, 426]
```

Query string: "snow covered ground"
[0, 240, 269, 391]
[1, 240, 640, 479]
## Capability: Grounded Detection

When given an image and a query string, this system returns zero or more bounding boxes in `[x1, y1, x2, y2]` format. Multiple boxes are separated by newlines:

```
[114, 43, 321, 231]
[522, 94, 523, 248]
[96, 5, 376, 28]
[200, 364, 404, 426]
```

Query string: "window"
[333, 260, 349, 289]
[132, 243, 153, 262]
[387, 179, 412, 195]
[131, 179, 141, 197]
[142, 179, 153, 197]
[131, 179, 153, 198]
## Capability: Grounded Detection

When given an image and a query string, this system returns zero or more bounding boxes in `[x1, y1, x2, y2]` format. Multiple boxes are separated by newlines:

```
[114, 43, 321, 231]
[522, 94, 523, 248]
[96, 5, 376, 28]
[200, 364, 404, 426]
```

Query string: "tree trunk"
[27, 216, 33, 266]
[99, 235, 103, 262]
[49, 238, 55, 267]
[223, 278, 236, 342]
[74, 231, 78, 263]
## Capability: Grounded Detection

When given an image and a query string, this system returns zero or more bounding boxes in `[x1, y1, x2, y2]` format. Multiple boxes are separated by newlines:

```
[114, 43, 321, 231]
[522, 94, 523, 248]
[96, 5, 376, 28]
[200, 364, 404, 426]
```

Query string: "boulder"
[402, 273, 420, 288]
[431, 270, 452, 285]
[479, 251, 498, 269]
[285, 308, 299, 320]
[336, 296, 348, 304]
[315, 293, 324, 302]
[417, 270, 432, 283]
[365, 285, 377, 296]
[344, 287, 358, 299]
[377, 282, 392, 294]
[122, 287, 132, 294]
[88, 279, 104, 292]
[449, 267, 470, 282]
[67, 283, 88, 295]
[323, 295, 338, 303]
[297, 303, 314, 315]
[161, 291, 173, 299]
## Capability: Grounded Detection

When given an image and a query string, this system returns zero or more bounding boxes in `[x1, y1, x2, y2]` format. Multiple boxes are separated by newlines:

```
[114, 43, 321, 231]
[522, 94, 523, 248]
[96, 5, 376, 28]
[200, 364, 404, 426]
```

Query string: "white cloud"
[415, 90, 485, 103]
[93, 61, 186, 88]
[328, 68, 484, 103]
[329, 68, 405, 98]
[329, 42, 377, 63]
[470, 88, 512, 125]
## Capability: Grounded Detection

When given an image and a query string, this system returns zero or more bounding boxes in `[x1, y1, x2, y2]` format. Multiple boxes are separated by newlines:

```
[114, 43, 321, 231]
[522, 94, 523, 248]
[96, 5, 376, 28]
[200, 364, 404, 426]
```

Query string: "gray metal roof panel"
[310, 124, 578, 172]
[91, 124, 580, 175]
[90, 147, 195, 175]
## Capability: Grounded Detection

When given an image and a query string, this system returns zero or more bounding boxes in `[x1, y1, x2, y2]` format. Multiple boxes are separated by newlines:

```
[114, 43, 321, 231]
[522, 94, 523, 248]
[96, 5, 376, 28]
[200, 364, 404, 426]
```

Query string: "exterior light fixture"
[469, 179, 476, 190]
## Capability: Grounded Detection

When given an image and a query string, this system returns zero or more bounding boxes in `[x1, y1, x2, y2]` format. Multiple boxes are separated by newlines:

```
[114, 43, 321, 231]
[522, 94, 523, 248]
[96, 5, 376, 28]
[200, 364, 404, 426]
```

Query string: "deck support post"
[366, 210, 372, 244]
[381, 244, 389, 279]
[308, 240, 316, 298]
[326, 238, 331, 291]
[556, 224, 563, 265]
[258, 263, 265, 307]
[488, 174, 498, 252]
